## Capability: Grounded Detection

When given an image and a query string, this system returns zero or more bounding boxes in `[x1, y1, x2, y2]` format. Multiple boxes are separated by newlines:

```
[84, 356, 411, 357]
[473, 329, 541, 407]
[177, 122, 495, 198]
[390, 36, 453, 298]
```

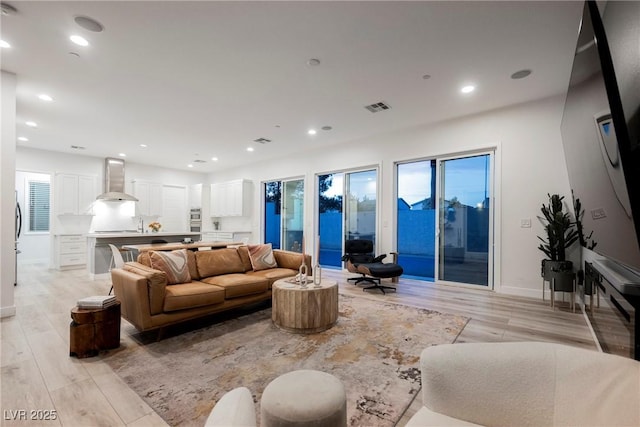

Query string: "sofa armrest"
[273, 250, 311, 273]
[111, 262, 168, 331]
[205, 387, 256, 427]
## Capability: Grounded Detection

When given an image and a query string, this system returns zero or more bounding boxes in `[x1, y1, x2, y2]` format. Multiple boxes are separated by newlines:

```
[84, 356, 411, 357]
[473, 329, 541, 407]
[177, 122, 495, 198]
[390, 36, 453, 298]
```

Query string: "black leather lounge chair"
[341, 239, 403, 294]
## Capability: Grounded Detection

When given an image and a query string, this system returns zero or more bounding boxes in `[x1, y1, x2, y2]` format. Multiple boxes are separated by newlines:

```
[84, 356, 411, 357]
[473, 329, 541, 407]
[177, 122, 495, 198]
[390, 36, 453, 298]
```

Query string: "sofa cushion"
[247, 243, 278, 271]
[163, 281, 225, 312]
[186, 250, 200, 280]
[196, 248, 245, 277]
[237, 245, 253, 272]
[122, 262, 167, 315]
[148, 249, 191, 285]
[246, 268, 298, 287]
[201, 274, 269, 299]
[137, 251, 201, 280]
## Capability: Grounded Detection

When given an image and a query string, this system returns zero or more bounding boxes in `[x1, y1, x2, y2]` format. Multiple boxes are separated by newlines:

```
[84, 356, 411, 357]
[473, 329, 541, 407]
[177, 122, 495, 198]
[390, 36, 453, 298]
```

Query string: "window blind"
[28, 180, 50, 232]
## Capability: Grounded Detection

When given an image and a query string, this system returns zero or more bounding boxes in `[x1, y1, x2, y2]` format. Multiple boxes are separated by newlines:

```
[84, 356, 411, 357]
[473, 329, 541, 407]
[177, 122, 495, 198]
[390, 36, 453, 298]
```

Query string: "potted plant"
[538, 193, 579, 292]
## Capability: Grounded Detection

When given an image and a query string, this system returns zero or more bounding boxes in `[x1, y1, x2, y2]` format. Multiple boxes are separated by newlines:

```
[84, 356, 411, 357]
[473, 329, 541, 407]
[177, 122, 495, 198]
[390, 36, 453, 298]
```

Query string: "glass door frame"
[434, 149, 495, 290]
[261, 175, 305, 251]
[314, 165, 381, 268]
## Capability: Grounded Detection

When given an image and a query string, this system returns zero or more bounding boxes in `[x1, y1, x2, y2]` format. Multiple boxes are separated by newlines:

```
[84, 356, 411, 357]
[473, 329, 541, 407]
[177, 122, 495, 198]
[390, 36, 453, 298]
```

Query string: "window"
[28, 180, 50, 232]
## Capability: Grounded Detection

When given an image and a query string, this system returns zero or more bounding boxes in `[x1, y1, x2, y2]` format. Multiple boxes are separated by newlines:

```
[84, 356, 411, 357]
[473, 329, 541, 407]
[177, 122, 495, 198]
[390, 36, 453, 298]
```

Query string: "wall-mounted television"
[560, 0, 640, 273]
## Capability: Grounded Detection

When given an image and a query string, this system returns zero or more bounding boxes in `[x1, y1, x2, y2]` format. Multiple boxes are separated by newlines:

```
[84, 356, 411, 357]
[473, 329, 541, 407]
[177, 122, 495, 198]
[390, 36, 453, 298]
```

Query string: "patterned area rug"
[104, 294, 469, 426]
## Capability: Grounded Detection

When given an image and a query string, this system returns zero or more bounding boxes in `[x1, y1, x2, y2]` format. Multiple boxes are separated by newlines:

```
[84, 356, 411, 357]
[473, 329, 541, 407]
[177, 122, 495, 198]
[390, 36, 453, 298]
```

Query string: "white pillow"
[205, 387, 256, 427]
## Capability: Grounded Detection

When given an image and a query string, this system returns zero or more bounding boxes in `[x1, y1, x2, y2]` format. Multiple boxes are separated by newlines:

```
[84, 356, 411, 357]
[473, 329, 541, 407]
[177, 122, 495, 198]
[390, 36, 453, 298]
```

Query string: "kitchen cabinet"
[132, 180, 163, 216]
[189, 184, 202, 208]
[202, 231, 251, 244]
[210, 179, 252, 217]
[55, 234, 87, 270]
[55, 173, 97, 215]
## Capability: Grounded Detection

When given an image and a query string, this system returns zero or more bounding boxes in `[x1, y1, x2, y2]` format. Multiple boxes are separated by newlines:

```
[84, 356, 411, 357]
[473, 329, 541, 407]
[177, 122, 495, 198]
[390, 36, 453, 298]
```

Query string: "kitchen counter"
[87, 232, 202, 277]
[86, 231, 202, 238]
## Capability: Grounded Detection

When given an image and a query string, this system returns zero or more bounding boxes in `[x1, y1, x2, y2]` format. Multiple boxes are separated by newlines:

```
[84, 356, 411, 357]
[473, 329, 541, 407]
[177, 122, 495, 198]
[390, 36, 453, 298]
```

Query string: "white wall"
[1, 71, 17, 318]
[208, 95, 572, 297]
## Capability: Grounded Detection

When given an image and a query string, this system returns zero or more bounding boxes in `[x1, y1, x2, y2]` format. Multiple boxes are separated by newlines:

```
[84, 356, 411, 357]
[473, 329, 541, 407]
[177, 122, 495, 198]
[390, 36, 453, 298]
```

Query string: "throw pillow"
[247, 243, 278, 271]
[148, 249, 191, 285]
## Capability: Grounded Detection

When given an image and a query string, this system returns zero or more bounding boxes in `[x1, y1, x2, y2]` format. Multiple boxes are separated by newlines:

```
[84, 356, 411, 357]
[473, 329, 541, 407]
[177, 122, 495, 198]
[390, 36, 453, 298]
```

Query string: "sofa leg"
[156, 327, 166, 342]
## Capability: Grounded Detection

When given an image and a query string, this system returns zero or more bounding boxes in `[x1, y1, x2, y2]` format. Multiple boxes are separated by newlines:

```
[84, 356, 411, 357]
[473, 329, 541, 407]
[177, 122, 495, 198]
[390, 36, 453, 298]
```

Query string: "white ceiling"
[2, 1, 583, 173]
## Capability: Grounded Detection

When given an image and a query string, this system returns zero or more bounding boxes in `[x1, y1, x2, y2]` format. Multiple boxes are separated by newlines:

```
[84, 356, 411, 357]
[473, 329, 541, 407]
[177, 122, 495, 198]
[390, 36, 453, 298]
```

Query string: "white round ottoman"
[260, 370, 347, 427]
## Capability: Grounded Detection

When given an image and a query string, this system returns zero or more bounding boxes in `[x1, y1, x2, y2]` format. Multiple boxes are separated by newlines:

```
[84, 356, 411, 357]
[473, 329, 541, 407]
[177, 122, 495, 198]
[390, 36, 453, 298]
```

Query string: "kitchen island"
[86, 232, 201, 278]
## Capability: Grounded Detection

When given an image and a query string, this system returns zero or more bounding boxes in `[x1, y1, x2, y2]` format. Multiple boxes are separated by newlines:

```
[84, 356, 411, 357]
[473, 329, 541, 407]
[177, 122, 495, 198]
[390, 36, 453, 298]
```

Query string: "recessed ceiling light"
[308, 129, 317, 135]
[307, 58, 321, 67]
[118, 153, 126, 157]
[70, 35, 89, 47]
[37, 94, 53, 102]
[460, 85, 476, 94]
[74, 16, 104, 32]
[422, 74, 431, 80]
[140, 144, 147, 148]
[0, 40, 10, 49]
[321, 126, 332, 131]
[25, 121, 37, 127]
[18, 136, 28, 142]
[1, 3, 18, 16]
[511, 69, 532, 79]
[246, 147, 254, 152]
[187, 164, 193, 168]
[211, 157, 219, 161]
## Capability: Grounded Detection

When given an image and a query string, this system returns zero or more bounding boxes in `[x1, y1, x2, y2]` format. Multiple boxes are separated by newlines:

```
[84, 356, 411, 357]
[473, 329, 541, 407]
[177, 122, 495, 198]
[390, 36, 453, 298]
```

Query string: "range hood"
[96, 158, 139, 201]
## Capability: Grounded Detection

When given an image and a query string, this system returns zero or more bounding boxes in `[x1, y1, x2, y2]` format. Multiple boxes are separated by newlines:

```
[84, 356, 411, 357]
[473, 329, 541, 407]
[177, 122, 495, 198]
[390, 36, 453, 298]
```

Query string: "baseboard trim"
[498, 285, 541, 299]
[0, 305, 17, 318]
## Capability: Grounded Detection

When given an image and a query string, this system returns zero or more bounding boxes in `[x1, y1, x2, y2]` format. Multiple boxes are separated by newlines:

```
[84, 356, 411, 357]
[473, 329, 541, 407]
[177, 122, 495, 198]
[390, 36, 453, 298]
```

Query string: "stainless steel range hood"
[96, 158, 139, 202]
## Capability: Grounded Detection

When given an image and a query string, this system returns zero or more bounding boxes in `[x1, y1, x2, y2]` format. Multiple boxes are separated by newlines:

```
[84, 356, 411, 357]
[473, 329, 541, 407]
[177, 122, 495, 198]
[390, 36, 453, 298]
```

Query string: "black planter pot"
[542, 260, 574, 292]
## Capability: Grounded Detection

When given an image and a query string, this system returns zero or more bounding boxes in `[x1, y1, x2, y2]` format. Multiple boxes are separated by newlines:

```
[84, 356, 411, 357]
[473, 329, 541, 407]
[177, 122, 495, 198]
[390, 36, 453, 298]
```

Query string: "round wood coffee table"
[272, 278, 338, 334]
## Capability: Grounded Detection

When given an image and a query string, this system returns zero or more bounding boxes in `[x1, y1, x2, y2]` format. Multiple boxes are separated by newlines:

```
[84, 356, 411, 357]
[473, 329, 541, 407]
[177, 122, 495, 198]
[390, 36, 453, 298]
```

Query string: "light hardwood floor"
[2, 262, 597, 426]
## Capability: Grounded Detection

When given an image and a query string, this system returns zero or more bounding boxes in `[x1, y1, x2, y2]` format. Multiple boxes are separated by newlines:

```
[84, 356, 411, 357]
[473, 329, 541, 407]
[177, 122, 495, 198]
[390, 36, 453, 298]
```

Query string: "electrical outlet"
[520, 218, 532, 228]
[591, 208, 607, 220]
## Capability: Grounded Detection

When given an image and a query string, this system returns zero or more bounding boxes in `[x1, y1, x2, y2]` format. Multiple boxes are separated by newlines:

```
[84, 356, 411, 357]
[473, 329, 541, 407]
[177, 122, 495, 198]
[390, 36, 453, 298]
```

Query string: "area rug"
[104, 294, 469, 426]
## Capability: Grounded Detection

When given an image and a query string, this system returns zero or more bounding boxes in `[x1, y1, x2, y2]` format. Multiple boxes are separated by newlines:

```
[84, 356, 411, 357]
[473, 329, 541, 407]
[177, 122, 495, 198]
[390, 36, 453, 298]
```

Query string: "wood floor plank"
[49, 378, 126, 427]
[1, 359, 60, 427]
[91, 372, 156, 424]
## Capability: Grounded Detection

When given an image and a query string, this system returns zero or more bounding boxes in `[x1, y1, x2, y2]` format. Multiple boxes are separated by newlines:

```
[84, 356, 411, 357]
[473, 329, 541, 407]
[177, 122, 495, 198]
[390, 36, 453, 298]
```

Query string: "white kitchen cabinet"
[132, 180, 163, 216]
[210, 179, 252, 217]
[189, 183, 202, 208]
[55, 173, 97, 215]
[202, 231, 251, 244]
[55, 234, 87, 270]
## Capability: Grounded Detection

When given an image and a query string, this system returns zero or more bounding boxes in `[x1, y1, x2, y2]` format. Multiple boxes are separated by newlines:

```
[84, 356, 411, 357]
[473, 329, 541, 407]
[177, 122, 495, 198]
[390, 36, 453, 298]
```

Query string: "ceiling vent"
[364, 101, 391, 113]
[193, 159, 206, 163]
[253, 138, 271, 144]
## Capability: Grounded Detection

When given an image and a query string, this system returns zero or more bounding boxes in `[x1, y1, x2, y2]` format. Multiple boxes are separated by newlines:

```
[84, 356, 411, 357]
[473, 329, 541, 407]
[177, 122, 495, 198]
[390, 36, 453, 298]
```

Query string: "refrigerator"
[15, 190, 21, 286]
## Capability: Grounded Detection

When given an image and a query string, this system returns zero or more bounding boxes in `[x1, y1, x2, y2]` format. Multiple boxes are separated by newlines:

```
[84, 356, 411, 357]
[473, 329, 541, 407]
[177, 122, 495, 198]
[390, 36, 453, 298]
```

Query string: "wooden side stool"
[70, 302, 121, 358]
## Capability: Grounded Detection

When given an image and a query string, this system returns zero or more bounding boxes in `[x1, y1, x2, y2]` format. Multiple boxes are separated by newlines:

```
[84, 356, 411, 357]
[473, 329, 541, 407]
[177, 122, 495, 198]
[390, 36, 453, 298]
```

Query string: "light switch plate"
[591, 208, 607, 220]
[520, 218, 532, 228]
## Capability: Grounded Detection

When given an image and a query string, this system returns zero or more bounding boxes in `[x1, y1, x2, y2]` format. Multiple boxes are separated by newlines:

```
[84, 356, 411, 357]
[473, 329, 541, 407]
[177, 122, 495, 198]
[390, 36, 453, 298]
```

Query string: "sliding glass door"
[318, 169, 378, 268]
[438, 154, 492, 286]
[264, 178, 304, 252]
[396, 153, 493, 287]
[397, 160, 436, 280]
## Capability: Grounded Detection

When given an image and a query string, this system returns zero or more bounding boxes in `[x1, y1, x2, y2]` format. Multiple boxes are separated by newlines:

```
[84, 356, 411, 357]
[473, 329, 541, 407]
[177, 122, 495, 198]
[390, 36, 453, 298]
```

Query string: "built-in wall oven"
[190, 208, 201, 232]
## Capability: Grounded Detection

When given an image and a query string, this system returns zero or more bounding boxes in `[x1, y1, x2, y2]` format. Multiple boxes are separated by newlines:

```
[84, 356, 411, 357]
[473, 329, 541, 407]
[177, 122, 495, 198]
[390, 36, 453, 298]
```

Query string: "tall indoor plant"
[538, 193, 579, 292]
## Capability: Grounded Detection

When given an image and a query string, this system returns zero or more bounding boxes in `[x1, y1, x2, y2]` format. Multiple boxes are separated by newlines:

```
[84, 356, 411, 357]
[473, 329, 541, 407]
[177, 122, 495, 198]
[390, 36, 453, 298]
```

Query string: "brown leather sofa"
[111, 246, 311, 332]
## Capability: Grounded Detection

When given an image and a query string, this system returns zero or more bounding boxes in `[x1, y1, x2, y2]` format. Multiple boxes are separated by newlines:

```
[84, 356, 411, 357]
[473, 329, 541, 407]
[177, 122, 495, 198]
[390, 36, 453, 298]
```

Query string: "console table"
[587, 259, 640, 361]
[272, 278, 338, 334]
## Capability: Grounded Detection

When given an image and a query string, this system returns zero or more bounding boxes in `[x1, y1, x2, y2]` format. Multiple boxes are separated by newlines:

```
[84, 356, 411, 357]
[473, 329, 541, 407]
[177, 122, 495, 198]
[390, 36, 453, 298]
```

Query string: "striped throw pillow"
[149, 249, 191, 285]
[247, 243, 278, 271]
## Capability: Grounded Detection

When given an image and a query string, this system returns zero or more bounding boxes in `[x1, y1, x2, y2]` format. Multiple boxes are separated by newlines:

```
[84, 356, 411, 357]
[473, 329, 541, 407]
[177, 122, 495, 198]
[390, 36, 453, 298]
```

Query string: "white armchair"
[406, 342, 640, 427]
